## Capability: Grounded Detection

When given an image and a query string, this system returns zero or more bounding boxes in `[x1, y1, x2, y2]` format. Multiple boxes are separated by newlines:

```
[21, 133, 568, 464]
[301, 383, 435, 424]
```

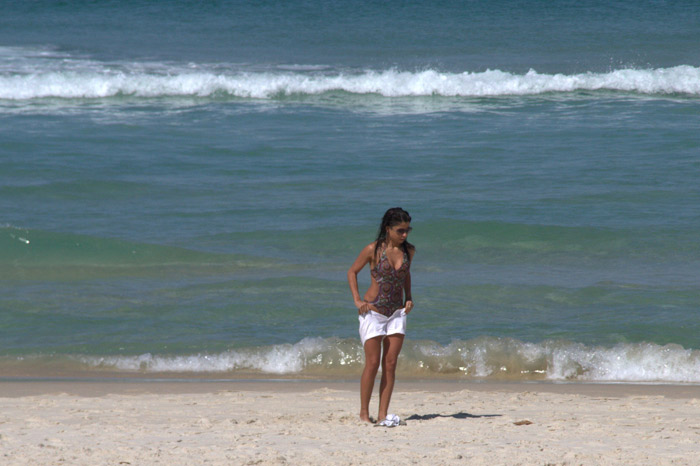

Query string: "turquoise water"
[1, 1, 700, 382]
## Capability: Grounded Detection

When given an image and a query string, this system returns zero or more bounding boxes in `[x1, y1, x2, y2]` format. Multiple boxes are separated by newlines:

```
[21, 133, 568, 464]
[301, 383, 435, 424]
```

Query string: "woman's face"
[386, 221, 412, 244]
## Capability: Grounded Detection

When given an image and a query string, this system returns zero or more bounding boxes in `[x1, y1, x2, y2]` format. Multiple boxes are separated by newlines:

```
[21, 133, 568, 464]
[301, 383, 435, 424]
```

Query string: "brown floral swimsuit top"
[370, 246, 410, 317]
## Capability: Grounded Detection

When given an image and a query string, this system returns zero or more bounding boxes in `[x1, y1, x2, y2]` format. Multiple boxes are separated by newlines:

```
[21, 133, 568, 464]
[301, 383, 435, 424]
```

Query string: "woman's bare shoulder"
[349, 242, 377, 271]
[362, 242, 377, 256]
[407, 244, 416, 260]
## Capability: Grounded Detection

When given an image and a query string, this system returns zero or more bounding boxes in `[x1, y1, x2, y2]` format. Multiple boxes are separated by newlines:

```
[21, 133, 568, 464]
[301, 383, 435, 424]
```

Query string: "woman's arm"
[404, 248, 415, 313]
[347, 243, 375, 314]
[404, 271, 412, 303]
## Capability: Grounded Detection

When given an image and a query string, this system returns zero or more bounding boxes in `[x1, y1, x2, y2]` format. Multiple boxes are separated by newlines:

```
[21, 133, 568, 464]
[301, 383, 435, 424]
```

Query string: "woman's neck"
[384, 239, 402, 250]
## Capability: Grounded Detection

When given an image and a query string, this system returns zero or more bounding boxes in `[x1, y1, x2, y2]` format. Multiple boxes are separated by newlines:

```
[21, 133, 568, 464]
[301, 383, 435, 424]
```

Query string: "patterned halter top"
[370, 245, 410, 317]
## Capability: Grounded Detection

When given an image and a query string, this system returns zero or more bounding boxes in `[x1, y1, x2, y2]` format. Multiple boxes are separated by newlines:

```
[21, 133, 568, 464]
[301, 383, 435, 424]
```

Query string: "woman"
[347, 207, 415, 425]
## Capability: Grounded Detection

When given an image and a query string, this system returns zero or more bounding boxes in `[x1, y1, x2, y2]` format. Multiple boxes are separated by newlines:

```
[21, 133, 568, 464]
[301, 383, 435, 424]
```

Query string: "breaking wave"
[72, 337, 700, 383]
[2, 47, 699, 101]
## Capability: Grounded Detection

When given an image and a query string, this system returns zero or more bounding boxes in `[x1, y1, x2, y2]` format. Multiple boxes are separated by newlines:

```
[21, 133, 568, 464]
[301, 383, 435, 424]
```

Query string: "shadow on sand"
[406, 412, 501, 421]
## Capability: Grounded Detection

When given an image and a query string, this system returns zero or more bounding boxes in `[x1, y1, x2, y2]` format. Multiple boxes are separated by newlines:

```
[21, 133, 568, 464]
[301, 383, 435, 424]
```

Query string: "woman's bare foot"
[359, 412, 375, 423]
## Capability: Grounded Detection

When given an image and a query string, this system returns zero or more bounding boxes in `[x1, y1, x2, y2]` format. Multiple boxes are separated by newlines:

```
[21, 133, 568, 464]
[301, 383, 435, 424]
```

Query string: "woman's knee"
[382, 341, 404, 374]
[382, 355, 399, 373]
[364, 341, 382, 370]
[365, 354, 381, 370]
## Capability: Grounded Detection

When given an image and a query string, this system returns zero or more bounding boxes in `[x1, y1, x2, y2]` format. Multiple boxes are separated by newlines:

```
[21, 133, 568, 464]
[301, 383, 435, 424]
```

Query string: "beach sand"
[1, 380, 698, 465]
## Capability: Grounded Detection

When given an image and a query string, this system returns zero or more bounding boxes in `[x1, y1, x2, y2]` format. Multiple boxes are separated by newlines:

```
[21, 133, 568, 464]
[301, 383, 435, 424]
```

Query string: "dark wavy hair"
[374, 207, 414, 261]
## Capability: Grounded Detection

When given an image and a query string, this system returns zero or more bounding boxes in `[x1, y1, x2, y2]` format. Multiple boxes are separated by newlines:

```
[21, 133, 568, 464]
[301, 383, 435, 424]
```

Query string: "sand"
[1, 380, 699, 465]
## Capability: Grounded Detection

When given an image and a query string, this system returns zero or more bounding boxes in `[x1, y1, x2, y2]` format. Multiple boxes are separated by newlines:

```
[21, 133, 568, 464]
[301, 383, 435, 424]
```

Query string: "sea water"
[1, 0, 700, 383]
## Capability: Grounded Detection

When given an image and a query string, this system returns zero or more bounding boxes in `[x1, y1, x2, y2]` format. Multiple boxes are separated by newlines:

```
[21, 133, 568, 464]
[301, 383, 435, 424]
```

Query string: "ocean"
[1, 0, 699, 383]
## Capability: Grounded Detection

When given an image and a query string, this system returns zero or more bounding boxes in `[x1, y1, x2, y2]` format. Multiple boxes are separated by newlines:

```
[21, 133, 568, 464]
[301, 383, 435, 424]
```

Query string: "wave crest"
[2, 66, 700, 101]
[75, 337, 700, 383]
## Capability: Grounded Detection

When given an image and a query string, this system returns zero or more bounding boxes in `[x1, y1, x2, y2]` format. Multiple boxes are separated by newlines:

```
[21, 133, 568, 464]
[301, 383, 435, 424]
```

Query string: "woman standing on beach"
[347, 207, 415, 425]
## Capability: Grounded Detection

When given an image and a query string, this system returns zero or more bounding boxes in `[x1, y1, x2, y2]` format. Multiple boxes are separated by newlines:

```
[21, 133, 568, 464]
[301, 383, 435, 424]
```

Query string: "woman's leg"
[377, 333, 404, 420]
[360, 336, 382, 422]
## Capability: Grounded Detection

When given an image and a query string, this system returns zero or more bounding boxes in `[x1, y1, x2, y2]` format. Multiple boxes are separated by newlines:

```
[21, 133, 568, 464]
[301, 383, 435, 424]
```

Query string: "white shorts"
[358, 308, 407, 346]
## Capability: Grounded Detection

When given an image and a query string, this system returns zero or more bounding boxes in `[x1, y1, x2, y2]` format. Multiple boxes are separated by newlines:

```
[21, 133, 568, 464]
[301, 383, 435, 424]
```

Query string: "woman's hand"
[356, 300, 376, 315]
[404, 300, 414, 314]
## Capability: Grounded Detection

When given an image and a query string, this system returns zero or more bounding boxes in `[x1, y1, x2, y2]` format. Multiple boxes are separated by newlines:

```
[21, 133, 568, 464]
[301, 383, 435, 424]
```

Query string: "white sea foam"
[2, 62, 700, 101]
[82, 337, 336, 374]
[79, 337, 700, 383]
[547, 342, 700, 382]
[412, 339, 700, 383]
